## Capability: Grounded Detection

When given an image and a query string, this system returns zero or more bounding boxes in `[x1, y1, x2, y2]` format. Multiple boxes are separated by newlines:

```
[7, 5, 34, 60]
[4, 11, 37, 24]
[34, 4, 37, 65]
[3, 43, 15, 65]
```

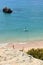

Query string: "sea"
[0, 0, 43, 43]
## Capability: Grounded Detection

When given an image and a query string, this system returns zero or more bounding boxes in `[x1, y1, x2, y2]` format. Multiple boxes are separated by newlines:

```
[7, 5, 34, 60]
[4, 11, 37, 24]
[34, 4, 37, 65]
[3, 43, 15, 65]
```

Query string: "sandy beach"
[0, 0, 43, 65]
[5, 40, 43, 51]
[0, 40, 43, 65]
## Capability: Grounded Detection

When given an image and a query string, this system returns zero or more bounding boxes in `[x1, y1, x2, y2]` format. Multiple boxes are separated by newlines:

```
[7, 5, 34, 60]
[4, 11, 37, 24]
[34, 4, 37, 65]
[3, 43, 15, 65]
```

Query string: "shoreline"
[0, 40, 43, 52]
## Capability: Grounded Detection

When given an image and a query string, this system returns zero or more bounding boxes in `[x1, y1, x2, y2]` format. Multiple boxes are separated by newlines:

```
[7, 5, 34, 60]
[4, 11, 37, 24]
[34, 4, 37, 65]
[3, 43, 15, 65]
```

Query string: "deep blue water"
[0, 0, 43, 42]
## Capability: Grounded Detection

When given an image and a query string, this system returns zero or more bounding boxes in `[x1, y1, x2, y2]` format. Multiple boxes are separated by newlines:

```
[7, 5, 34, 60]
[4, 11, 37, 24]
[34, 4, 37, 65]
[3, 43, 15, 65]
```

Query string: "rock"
[0, 48, 43, 65]
[3, 7, 12, 14]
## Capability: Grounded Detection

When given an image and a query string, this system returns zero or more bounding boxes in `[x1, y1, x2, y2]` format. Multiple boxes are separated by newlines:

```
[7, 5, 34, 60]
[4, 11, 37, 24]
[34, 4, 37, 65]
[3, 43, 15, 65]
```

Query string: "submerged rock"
[3, 7, 12, 14]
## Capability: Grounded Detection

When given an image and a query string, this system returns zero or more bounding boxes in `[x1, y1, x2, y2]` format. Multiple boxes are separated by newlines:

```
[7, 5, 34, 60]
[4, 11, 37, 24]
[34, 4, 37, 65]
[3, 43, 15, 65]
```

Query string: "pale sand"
[5, 40, 43, 51]
[0, 41, 43, 65]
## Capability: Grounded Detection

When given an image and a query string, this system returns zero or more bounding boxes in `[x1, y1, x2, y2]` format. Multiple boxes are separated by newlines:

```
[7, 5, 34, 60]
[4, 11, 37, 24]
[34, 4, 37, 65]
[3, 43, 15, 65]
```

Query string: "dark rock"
[3, 7, 12, 14]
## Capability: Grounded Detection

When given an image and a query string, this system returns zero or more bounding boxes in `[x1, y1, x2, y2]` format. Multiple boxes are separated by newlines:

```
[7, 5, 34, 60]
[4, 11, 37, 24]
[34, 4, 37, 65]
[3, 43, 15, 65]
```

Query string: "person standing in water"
[24, 26, 28, 32]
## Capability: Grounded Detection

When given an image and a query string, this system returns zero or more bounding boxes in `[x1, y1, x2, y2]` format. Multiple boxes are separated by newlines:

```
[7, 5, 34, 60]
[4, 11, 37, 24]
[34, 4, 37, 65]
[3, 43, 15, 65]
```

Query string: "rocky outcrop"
[3, 7, 12, 14]
[0, 48, 43, 65]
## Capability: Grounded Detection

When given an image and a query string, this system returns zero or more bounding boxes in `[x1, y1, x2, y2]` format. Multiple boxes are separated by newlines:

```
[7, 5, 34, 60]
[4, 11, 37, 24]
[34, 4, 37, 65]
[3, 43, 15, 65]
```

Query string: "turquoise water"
[0, 0, 43, 42]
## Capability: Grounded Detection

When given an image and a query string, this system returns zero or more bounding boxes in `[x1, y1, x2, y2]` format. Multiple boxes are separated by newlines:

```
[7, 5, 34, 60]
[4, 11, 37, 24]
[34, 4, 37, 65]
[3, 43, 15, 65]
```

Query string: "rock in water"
[3, 7, 12, 14]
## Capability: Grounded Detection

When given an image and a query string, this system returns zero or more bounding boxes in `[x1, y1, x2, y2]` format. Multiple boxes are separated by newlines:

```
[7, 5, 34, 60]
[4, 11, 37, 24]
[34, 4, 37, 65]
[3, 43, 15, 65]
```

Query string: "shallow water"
[0, 0, 43, 42]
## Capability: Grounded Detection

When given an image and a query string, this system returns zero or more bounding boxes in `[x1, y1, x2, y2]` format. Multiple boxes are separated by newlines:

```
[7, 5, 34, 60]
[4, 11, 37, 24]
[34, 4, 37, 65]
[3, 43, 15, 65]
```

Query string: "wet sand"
[5, 40, 43, 51]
